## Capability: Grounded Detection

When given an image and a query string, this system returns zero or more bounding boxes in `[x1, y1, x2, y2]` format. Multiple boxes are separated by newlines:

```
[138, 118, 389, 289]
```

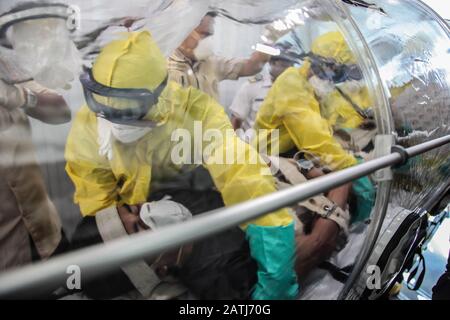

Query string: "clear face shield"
[6, 18, 81, 89]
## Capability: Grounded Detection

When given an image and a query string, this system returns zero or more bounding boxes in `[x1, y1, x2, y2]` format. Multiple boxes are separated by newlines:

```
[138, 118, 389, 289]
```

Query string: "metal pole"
[0, 135, 449, 298]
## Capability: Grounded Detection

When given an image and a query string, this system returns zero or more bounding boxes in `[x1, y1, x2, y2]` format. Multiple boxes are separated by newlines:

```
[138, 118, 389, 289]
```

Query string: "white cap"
[139, 200, 192, 230]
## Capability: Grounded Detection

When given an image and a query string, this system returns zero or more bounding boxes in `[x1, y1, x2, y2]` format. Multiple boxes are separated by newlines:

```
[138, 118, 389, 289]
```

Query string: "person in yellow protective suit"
[309, 32, 374, 131]
[65, 31, 298, 300]
[254, 31, 375, 223]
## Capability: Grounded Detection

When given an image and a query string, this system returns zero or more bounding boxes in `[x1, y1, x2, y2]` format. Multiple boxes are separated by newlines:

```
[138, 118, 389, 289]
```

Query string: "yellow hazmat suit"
[311, 31, 356, 65]
[255, 31, 374, 170]
[254, 63, 358, 170]
[254, 31, 375, 221]
[311, 31, 373, 130]
[65, 31, 298, 300]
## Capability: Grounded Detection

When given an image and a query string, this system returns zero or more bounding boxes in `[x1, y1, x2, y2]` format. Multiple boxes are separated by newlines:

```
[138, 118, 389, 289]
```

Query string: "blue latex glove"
[246, 223, 299, 300]
[351, 157, 376, 223]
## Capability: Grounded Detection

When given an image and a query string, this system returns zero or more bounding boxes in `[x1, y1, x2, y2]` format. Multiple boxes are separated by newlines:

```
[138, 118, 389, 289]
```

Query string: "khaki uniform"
[167, 49, 245, 101]
[0, 81, 62, 270]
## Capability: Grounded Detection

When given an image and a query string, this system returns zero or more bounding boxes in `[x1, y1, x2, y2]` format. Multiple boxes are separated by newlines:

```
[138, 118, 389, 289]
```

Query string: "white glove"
[0, 79, 26, 110]
[139, 200, 192, 229]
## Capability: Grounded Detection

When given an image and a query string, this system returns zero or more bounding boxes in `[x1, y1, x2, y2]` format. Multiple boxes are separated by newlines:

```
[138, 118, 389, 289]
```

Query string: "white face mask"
[8, 18, 81, 89]
[111, 123, 152, 144]
[193, 36, 215, 61]
[308, 75, 335, 100]
[97, 117, 152, 161]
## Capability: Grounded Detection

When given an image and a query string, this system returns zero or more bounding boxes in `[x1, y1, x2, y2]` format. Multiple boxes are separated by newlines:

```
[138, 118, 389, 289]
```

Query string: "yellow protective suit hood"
[93, 31, 167, 92]
[311, 31, 356, 65]
[92, 31, 170, 123]
[308, 32, 372, 129]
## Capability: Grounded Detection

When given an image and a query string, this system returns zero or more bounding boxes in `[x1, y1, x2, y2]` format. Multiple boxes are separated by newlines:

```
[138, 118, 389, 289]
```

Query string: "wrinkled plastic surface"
[346, 0, 450, 211]
[8, 18, 81, 89]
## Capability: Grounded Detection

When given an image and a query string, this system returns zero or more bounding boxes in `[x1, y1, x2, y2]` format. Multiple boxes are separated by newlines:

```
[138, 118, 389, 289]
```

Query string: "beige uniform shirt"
[167, 49, 246, 101]
[0, 81, 62, 270]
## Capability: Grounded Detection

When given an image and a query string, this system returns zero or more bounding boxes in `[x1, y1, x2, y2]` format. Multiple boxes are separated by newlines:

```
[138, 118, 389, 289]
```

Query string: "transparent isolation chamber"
[0, 0, 449, 300]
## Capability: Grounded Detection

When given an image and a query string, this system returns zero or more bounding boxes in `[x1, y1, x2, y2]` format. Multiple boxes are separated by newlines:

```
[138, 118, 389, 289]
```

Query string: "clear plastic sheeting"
[7, 18, 81, 89]
[0, 0, 449, 300]
[0, 0, 302, 59]
[346, 0, 450, 211]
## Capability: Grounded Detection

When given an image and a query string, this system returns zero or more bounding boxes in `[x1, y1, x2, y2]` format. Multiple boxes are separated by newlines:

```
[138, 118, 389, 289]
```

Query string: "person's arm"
[0, 79, 71, 124]
[295, 218, 340, 278]
[0, 79, 25, 109]
[238, 52, 270, 77]
[215, 52, 270, 82]
[197, 92, 298, 300]
[0, 106, 14, 132]
[0, 79, 26, 131]
[117, 205, 149, 234]
[295, 181, 352, 278]
[273, 70, 357, 170]
[21, 81, 71, 124]
[230, 116, 242, 131]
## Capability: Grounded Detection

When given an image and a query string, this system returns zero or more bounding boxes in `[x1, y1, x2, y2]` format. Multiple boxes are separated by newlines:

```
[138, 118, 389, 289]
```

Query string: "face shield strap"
[309, 54, 363, 83]
[270, 51, 307, 65]
[80, 68, 168, 125]
[307, 54, 371, 120]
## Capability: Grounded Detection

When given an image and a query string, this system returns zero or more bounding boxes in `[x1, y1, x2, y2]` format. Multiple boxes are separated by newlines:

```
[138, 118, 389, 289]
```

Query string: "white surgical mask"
[193, 36, 215, 61]
[97, 117, 152, 161]
[111, 123, 152, 144]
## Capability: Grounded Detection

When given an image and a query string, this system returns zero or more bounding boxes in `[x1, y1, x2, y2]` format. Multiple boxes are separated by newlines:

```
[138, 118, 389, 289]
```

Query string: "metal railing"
[0, 135, 449, 299]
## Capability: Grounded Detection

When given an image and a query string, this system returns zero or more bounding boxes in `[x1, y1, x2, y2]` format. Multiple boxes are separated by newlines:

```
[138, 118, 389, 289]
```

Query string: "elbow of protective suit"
[246, 222, 299, 300]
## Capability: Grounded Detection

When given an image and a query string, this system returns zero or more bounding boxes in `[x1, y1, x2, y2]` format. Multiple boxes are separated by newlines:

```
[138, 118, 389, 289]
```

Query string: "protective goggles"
[80, 68, 167, 127]
[309, 55, 363, 83]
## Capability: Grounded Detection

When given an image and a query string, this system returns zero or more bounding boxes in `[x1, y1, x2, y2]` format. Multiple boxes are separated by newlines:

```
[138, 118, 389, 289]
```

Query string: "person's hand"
[0, 79, 23, 109]
[359, 118, 377, 130]
[117, 204, 149, 234]
[119, 17, 145, 30]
